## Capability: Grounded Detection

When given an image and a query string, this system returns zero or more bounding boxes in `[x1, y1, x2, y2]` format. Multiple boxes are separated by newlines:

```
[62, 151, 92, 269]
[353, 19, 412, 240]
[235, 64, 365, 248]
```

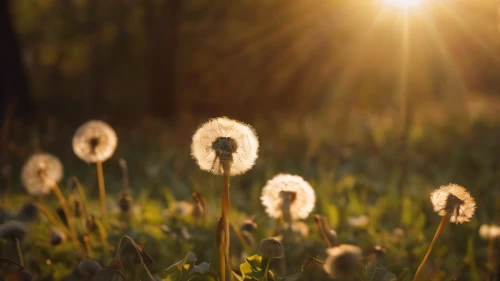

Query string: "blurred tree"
[0, 0, 34, 119]
[144, 0, 181, 117]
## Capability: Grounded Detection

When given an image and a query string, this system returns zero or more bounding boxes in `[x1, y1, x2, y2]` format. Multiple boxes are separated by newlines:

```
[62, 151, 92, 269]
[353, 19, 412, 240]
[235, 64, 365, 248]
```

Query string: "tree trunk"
[0, 0, 34, 119]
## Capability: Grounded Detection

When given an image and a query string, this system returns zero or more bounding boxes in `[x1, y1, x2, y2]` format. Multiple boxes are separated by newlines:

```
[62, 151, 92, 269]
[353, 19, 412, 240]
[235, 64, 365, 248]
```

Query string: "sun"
[384, 0, 423, 9]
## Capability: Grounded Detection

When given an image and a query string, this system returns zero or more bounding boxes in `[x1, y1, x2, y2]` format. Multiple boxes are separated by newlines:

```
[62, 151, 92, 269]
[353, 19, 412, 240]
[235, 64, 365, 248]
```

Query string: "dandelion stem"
[96, 161, 108, 227]
[14, 238, 24, 267]
[413, 215, 448, 281]
[487, 237, 495, 281]
[221, 167, 232, 281]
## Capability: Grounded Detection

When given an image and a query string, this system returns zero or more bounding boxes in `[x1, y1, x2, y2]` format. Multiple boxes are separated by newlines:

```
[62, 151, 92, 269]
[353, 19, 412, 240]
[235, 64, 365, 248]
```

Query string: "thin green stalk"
[115, 236, 156, 281]
[260, 258, 271, 281]
[14, 238, 24, 267]
[72, 176, 89, 211]
[52, 183, 83, 257]
[96, 161, 108, 228]
[315, 215, 333, 248]
[413, 215, 448, 281]
[0, 257, 23, 268]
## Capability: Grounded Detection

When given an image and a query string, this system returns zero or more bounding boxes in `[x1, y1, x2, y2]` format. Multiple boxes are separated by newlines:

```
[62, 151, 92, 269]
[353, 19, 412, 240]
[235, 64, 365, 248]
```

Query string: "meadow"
[0, 97, 499, 281]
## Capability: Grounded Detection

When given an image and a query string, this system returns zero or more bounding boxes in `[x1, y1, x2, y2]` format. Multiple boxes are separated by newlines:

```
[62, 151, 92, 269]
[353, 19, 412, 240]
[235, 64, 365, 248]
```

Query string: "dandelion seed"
[323, 244, 362, 280]
[21, 153, 63, 196]
[191, 117, 259, 175]
[430, 183, 476, 224]
[72, 120, 117, 163]
[260, 174, 316, 221]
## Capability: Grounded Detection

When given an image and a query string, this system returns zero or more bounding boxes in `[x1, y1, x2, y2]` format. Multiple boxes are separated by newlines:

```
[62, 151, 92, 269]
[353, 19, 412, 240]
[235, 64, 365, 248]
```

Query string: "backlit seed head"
[21, 153, 63, 196]
[479, 224, 500, 240]
[191, 117, 259, 176]
[73, 120, 118, 163]
[430, 183, 476, 224]
[261, 174, 316, 221]
[259, 237, 283, 259]
[323, 244, 362, 280]
[0, 220, 28, 241]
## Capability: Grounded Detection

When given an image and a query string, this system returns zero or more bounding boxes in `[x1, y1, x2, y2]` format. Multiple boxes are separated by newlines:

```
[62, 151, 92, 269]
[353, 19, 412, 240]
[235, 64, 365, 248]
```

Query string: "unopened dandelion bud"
[259, 237, 283, 259]
[78, 258, 102, 277]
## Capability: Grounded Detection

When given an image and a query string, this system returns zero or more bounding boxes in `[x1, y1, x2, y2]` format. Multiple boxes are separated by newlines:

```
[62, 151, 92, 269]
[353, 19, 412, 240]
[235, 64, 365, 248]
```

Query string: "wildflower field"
[0, 100, 499, 281]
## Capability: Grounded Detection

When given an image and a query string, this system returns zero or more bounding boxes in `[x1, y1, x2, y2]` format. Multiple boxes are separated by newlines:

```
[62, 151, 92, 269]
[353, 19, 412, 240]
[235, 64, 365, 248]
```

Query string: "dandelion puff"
[323, 244, 362, 280]
[479, 224, 500, 240]
[21, 153, 63, 196]
[73, 120, 118, 163]
[260, 174, 316, 221]
[191, 117, 259, 176]
[430, 183, 476, 224]
[414, 183, 476, 281]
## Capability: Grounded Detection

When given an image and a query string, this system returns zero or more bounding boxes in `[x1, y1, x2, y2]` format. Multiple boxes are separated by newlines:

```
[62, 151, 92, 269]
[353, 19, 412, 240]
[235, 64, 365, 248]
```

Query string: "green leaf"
[397, 268, 411, 281]
[365, 263, 397, 281]
[238, 255, 265, 280]
[164, 252, 198, 281]
[187, 272, 218, 281]
[190, 262, 211, 274]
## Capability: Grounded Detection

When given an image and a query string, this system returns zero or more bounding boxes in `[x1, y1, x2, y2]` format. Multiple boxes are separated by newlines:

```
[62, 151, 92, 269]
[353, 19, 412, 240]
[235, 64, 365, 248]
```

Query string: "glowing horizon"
[384, 0, 423, 9]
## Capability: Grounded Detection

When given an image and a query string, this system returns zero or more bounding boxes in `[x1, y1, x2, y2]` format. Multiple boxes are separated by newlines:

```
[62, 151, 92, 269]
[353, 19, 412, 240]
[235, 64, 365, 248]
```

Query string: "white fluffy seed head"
[430, 183, 476, 224]
[21, 153, 63, 196]
[73, 120, 118, 163]
[260, 174, 316, 220]
[191, 117, 259, 176]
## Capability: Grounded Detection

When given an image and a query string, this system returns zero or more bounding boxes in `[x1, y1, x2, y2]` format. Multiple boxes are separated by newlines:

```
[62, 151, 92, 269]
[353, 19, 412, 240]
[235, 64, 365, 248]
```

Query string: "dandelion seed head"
[430, 183, 476, 224]
[191, 117, 259, 175]
[323, 244, 362, 280]
[21, 153, 63, 196]
[479, 224, 500, 240]
[73, 120, 117, 163]
[260, 174, 316, 220]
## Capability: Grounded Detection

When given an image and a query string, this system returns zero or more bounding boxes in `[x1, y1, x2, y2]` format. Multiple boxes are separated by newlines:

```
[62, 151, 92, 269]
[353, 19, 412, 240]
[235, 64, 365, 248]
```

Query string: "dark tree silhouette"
[0, 0, 34, 119]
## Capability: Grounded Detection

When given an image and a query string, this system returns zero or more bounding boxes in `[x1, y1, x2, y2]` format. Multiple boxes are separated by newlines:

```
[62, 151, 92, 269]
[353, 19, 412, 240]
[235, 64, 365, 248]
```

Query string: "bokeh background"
[1, 0, 500, 280]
